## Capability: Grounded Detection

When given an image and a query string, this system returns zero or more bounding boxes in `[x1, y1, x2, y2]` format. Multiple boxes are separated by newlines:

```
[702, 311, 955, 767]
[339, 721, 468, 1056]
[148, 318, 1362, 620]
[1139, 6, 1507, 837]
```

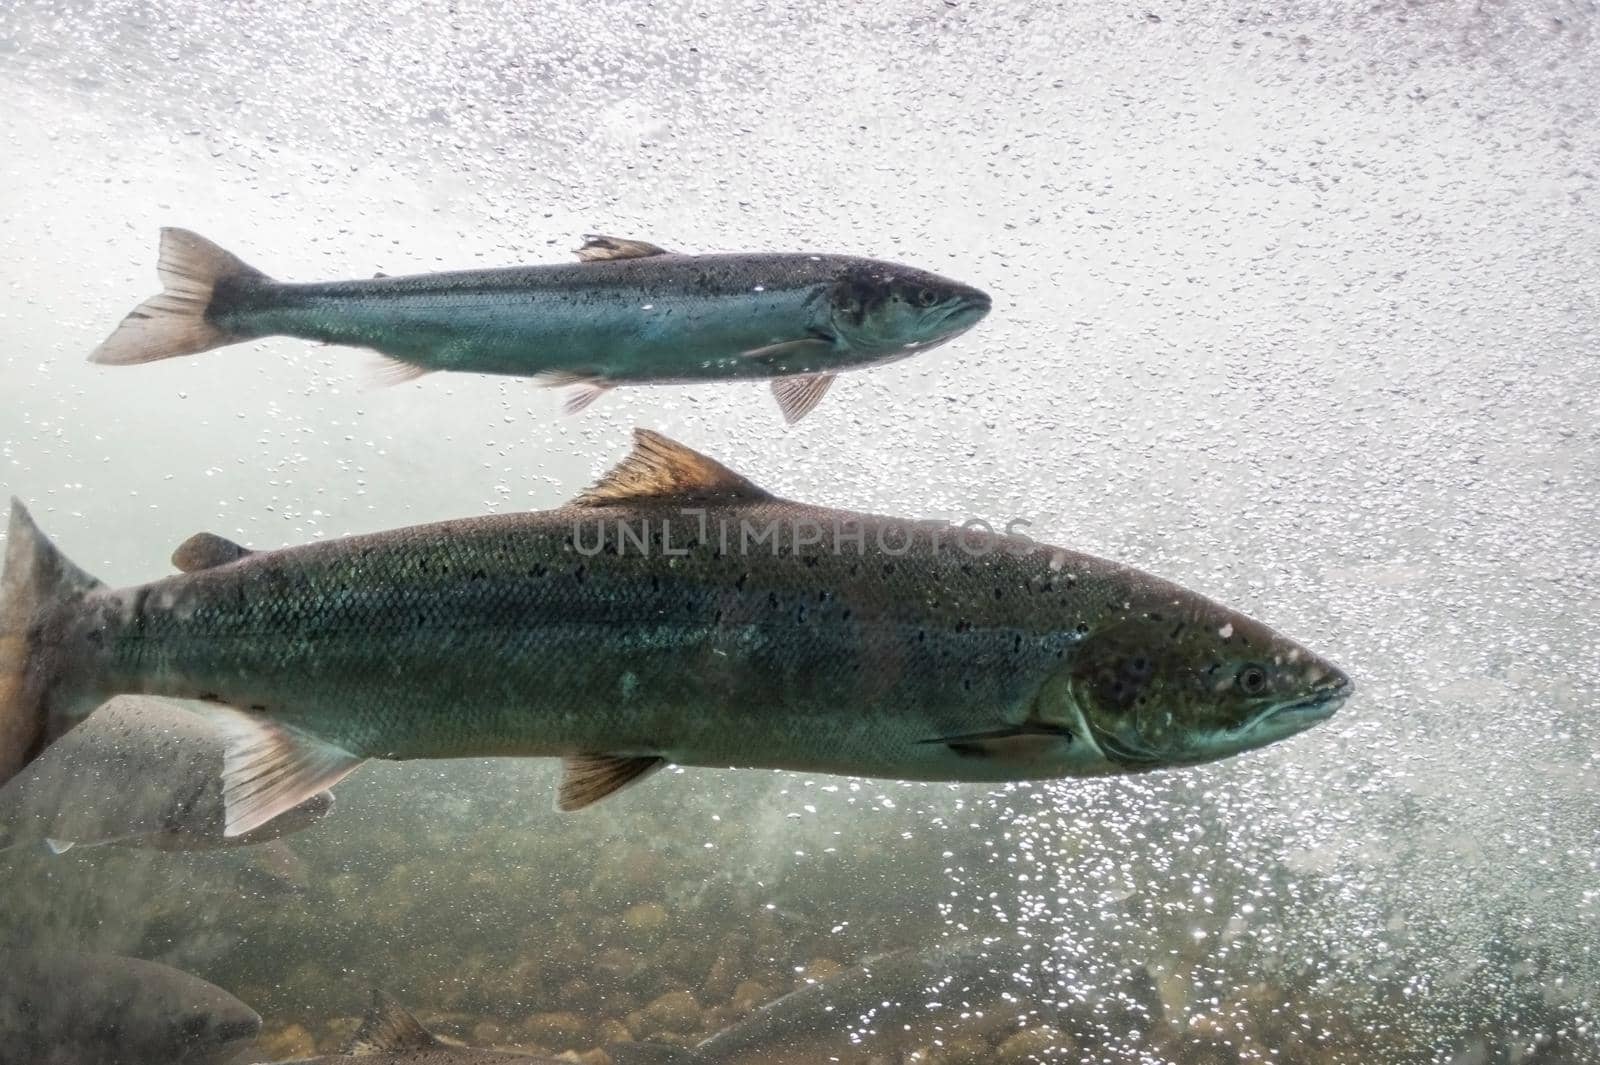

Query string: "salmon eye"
[1236, 664, 1268, 695]
[913, 287, 938, 307]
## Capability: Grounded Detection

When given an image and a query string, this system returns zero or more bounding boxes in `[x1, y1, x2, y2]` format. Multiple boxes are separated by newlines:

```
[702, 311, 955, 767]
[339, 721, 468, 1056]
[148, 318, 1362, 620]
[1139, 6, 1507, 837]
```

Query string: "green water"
[1, 1, 1597, 1062]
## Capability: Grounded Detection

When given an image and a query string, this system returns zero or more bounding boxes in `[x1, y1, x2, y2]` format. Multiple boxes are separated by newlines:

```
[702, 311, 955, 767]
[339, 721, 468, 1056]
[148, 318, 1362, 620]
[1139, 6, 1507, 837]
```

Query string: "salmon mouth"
[1273, 684, 1351, 724]
[943, 293, 991, 327]
[1242, 674, 1354, 736]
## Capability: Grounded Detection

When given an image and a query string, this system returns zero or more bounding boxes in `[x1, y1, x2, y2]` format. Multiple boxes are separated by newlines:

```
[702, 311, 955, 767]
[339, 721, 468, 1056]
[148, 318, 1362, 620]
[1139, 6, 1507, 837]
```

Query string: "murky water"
[1, 1, 1597, 1063]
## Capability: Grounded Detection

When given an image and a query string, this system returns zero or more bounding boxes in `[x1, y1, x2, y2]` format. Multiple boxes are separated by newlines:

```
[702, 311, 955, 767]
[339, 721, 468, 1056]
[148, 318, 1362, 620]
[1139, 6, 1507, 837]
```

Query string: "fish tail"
[89, 228, 270, 365]
[0, 499, 104, 785]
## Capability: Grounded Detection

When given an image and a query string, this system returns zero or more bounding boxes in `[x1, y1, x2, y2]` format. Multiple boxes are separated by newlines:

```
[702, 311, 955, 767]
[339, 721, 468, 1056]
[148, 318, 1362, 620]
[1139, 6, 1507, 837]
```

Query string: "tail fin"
[89, 228, 268, 365]
[0, 499, 103, 785]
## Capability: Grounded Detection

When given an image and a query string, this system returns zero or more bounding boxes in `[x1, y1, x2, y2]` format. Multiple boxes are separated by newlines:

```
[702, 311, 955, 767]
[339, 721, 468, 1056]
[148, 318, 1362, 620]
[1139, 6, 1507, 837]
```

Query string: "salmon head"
[823, 260, 991, 360]
[1054, 600, 1352, 771]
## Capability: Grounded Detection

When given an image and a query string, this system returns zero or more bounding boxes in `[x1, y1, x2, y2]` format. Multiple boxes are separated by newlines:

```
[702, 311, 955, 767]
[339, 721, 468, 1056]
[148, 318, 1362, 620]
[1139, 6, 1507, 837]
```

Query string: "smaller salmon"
[0, 694, 333, 854]
[608, 937, 1033, 1065]
[0, 950, 260, 1065]
[90, 229, 992, 423]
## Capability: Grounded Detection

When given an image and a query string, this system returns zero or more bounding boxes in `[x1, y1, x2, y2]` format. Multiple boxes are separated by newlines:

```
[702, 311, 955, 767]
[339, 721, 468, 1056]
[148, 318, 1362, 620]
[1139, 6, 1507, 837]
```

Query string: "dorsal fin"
[171, 532, 254, 572]
[558, 754, 666, 811]
[345, 991, 439, 1055]
[574, 430, 772, 507]
[575, 234, 673, 262]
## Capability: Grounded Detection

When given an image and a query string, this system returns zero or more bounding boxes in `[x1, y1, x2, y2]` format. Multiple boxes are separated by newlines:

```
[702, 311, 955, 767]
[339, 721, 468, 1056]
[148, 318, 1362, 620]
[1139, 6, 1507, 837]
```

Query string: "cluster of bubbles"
[0, 0, 1596, 1061]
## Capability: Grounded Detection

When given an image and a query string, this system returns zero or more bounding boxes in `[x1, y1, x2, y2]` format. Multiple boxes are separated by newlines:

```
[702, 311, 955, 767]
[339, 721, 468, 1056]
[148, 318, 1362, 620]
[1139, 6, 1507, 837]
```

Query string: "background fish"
[0, 430, 1349, 839]
[262, 992, 566, 1063]
[608, 936, 1036, 1065]
[0, 694, 334, 853]
[0, 949, 260, 1065]
[88, 229, 991, 423]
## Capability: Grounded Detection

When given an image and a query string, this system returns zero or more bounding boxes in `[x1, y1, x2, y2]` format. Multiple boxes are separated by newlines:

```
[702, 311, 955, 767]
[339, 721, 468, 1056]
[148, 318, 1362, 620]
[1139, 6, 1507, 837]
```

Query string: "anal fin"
[203, 709, 366, 838]
[771, 373, 836, 424]
[558, 754, 665, 811]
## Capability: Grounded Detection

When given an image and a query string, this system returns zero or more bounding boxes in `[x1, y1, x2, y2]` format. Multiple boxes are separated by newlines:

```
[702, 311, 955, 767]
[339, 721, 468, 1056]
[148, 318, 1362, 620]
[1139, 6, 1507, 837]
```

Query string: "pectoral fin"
[920, 723, 1074, 763]
[771, 373, 836, 424]
[738, 338, 835, 368]
[44, 838, 76, 855]
[199, 707, 366, 838]
[575, 235, 673, 261]
[558, 754, 666, 811]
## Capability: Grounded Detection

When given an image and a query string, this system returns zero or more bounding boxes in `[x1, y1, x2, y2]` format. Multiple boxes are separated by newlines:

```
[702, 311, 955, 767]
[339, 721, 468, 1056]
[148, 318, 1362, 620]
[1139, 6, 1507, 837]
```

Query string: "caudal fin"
[0, 500, 103, 785]
[89, 228, 268, 365]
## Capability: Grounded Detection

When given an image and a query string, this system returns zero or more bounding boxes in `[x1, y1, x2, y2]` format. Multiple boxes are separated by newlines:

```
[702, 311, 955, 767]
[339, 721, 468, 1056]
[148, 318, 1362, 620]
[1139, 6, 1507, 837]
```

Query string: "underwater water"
[1, 0, 1597, 1062]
